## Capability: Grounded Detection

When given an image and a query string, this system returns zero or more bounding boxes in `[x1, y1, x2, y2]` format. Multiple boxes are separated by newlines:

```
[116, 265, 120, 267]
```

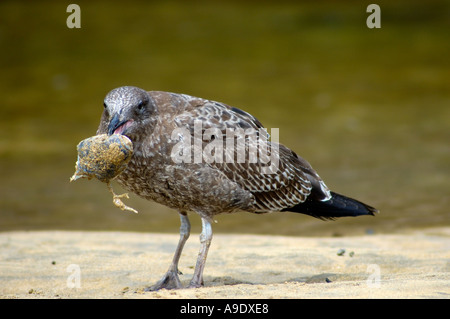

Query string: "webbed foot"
[145, 270, 182, 291]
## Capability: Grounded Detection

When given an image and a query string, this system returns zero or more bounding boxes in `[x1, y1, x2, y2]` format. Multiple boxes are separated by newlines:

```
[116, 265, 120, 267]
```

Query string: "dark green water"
[1, 1, 449, 236]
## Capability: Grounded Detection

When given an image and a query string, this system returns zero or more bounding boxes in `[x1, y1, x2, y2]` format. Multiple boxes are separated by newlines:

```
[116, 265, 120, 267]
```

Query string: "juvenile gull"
[96, 86, 378, 290]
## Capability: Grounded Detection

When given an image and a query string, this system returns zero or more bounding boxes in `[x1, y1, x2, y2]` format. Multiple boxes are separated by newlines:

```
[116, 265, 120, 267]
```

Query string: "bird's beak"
[108, 113, 129, 135]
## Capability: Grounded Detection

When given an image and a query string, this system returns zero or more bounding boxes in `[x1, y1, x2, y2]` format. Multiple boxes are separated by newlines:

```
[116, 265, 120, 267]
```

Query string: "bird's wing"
[172, 98, 329, 212]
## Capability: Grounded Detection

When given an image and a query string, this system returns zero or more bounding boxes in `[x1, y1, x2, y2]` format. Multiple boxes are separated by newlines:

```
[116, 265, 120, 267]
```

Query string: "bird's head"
[97, 86, 156, 142]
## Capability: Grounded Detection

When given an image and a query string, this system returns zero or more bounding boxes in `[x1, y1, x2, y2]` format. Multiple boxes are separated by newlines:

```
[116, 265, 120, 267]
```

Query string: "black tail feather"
[283, 192, 378, 220]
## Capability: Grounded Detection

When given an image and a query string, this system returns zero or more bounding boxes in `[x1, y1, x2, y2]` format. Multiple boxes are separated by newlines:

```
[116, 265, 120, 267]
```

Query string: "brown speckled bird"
[97, 86, 377, 290]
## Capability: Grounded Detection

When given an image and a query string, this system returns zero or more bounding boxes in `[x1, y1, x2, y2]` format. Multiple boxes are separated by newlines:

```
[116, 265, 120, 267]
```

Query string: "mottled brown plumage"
[95, 86, 377, 290]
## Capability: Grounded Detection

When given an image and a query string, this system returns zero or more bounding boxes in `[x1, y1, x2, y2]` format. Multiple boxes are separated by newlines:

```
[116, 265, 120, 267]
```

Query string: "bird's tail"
[283, 192, 378, 220]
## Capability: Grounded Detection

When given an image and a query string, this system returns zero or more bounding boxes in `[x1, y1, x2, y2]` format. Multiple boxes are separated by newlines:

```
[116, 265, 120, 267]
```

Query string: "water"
[1, 1, 449, 236]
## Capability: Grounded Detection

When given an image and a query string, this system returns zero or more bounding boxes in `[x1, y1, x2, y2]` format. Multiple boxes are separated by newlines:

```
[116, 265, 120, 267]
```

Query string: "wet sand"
[0, 228, 449, 299]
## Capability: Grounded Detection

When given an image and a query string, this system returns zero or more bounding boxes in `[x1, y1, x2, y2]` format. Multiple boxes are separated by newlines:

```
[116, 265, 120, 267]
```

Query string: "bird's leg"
[188, 217, 213, 288]
[146, 212, 191, 291]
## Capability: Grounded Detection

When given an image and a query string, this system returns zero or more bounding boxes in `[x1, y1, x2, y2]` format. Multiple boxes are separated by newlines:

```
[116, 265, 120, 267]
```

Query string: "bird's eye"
[137, 100, 145, 111]
[103, 102, 107, 108]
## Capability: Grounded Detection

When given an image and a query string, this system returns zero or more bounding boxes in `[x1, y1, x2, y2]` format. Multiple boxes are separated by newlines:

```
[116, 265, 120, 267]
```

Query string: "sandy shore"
[0, 228, 449, 299]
